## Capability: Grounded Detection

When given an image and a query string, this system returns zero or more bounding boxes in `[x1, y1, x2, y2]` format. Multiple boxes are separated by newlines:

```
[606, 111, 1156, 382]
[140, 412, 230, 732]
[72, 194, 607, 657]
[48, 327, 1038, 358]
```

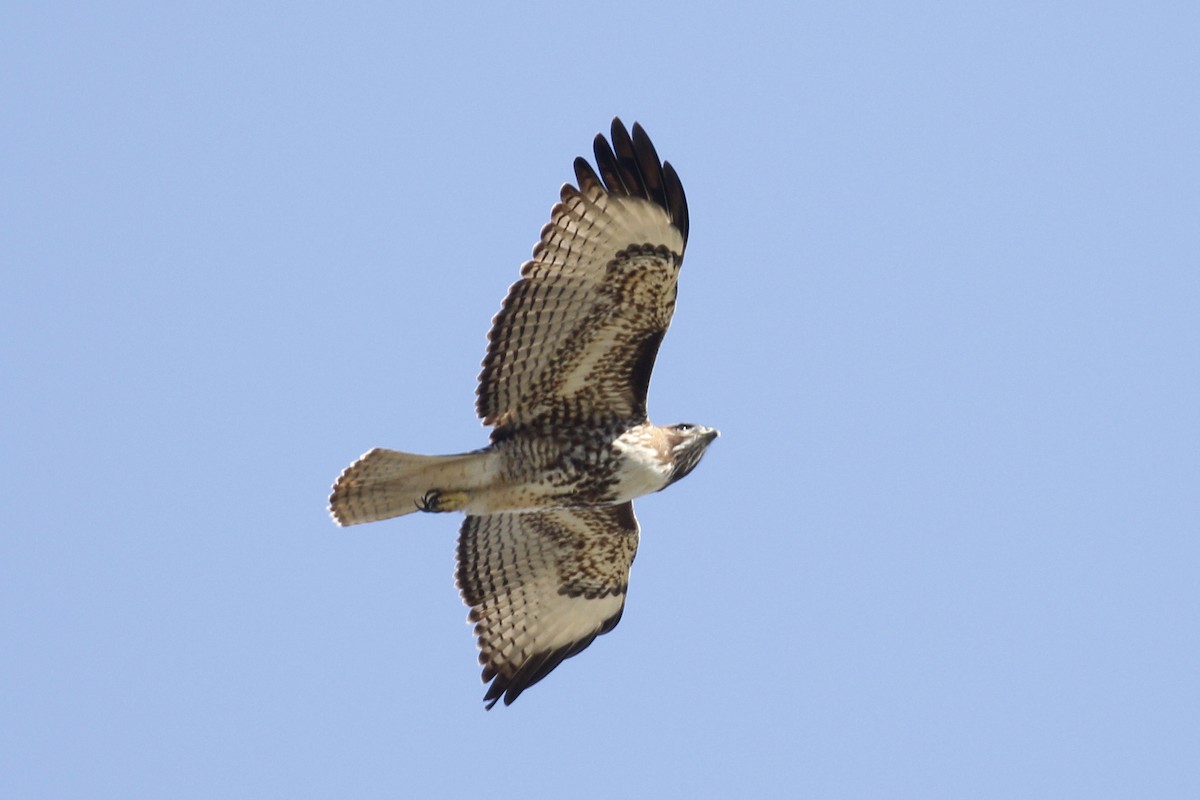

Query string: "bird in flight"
[329, 119, 718, 708]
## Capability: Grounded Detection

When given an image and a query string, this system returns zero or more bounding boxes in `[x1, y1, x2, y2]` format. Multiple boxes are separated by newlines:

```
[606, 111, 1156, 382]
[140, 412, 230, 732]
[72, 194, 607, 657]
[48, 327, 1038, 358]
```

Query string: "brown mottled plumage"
[329, 119, 717, 708]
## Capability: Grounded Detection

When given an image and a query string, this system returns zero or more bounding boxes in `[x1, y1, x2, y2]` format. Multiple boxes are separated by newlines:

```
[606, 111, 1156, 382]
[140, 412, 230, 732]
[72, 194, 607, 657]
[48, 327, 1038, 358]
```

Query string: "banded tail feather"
[329, 449, 494, 526]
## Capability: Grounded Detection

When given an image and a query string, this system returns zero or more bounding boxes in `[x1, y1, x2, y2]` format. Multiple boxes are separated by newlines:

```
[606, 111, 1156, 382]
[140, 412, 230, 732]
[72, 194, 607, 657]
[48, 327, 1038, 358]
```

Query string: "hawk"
[329, 119, 718, 708]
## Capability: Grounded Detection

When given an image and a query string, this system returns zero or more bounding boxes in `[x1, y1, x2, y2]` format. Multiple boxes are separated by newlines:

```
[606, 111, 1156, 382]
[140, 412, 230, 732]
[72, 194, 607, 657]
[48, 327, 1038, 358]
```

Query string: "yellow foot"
[416, 489, 469, 513]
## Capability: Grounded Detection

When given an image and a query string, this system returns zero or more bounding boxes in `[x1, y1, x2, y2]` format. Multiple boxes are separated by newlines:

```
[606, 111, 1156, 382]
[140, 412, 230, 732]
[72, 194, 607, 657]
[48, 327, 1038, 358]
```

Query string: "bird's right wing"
[455, 502, 640, 708]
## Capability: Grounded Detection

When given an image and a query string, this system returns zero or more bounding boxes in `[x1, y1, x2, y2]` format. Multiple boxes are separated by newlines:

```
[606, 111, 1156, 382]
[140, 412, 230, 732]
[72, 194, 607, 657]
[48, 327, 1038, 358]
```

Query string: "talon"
[416, 489, 468, 513]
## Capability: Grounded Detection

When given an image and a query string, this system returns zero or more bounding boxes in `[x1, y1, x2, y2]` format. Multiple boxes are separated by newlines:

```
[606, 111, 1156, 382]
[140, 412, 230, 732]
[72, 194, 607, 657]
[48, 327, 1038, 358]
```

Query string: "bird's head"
[662, 423, 719, 488]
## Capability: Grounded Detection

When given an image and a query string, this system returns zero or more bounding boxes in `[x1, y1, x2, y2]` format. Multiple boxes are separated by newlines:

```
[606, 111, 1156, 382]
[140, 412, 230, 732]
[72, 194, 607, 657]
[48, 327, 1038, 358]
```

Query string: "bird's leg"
[416, 489, 469, 513]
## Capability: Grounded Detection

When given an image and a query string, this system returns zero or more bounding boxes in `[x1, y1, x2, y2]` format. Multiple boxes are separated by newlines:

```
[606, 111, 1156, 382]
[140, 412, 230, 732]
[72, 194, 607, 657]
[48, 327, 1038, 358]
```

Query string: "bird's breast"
[608, 430, 673, 501]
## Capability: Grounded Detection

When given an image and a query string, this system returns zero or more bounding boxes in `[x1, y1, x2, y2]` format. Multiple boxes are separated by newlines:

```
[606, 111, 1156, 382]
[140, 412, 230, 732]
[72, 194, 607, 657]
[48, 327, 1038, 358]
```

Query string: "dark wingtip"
[476, 612, 624, 709]
[573, 156, 602, 192]
[586, 118, 688, 247]
[592, 126, 627, 198]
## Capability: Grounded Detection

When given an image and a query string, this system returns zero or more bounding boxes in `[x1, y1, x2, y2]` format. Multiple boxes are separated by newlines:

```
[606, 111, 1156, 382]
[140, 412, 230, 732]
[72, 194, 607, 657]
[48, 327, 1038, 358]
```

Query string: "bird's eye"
[677, 424, 693, 431]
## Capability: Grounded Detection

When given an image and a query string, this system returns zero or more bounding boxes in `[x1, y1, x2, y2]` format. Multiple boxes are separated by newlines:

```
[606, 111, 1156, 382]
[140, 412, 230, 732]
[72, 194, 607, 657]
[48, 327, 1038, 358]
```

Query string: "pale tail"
[329, 448, 493, 526]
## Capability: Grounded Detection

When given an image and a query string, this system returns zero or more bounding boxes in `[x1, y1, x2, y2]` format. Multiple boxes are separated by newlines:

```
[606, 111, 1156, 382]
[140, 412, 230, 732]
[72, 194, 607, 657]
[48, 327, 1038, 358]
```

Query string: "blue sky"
[3, 2, 1198, 797]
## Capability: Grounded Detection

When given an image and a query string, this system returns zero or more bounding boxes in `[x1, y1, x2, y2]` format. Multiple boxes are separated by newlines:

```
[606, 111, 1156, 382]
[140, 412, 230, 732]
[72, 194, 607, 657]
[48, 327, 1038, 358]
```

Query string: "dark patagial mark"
[628, 329, 666, 419]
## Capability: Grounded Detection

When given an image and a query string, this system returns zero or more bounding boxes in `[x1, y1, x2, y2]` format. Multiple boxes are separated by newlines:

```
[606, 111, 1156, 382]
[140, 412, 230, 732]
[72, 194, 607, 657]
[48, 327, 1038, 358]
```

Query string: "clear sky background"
[3, 2, 1198, 798]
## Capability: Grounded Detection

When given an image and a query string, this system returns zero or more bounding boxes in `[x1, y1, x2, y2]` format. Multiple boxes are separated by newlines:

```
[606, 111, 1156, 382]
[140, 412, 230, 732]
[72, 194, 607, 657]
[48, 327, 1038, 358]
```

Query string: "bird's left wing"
[455, 503, 640, 708]
[476, 119, 689, 434]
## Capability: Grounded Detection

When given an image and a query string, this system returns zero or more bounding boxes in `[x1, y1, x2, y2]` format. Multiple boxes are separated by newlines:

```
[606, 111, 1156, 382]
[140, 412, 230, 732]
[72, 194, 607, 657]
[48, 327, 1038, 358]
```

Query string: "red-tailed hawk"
[330, 119, 717, 708]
